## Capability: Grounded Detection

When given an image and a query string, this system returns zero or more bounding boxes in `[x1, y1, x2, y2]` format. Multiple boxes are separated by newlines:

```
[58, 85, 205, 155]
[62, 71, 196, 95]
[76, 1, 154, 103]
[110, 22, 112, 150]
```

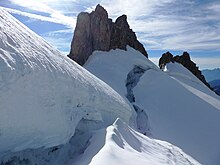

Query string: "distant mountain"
[209, 79, 220, 95]
[1, 5, 220, 165]
[202, 68, 220, 82]
[0, 7, 201, 165]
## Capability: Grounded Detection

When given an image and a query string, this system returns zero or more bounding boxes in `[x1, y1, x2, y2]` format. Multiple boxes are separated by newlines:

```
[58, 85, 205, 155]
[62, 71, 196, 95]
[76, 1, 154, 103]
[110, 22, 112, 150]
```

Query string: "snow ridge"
[0, 8, 218, 165]
[0, 8, 132, 157]
[85, 46, 220, 165]
[74, 118, 200, 165]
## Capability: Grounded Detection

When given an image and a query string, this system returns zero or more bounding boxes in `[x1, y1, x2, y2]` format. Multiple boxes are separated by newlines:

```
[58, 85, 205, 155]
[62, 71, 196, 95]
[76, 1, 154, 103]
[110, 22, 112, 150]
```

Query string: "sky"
[0, 0, 220, 69]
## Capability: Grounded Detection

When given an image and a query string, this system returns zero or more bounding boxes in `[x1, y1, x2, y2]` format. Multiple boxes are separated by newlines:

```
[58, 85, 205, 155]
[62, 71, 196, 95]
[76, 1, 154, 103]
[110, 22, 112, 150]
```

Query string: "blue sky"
[0, 0, 220, 69]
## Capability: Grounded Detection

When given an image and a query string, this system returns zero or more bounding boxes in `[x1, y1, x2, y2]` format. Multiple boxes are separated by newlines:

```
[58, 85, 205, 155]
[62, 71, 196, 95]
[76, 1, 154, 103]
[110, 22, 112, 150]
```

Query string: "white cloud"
[191, 57, 220, 70]
[43, 35, 71, 53]
[100, 0, 174, 18]
[149, 56, 220, 70]
[0, 6, 76, 27]
[7, 0, 77, 28]
[206, 1, 220, 13]
[96, 0, 220, 51]
[149, 57, 159, 67]
[5, 0, 220, 56]
[9, 0, 53, 13]
[41, 29, 74, 54]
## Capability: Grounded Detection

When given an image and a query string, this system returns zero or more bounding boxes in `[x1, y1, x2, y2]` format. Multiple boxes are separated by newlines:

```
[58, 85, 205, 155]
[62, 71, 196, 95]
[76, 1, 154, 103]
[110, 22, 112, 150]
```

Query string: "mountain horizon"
[1, 0, 220, 69]
[0, 3, 220, 165]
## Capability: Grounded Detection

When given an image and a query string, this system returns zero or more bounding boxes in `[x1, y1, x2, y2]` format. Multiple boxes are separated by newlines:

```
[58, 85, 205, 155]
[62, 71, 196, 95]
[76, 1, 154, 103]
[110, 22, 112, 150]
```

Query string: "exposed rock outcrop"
[159, 51, 212, 90]
[68, 4, 148, 65]
[110, 15, 148, 57]
[158, 52, 174, 70]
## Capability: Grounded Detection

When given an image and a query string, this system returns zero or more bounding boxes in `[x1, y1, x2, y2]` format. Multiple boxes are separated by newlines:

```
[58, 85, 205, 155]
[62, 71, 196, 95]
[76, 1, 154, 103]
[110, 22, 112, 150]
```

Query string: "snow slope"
[1, 118, 200, 165]
[0, 8, 215, 165]
[85, 47, 220, 165]
[72, 118, 200, 165]
[0, 8, 132, 156]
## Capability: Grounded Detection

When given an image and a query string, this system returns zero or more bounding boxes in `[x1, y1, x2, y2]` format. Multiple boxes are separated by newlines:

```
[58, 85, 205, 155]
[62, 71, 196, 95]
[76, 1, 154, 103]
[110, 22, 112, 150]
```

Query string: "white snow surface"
[85, 47, 220, 165]
[0, 9, 217, 165]
[84, 46, 159, 96]
[0, 8, 132, 156]
[72, 118, 200, 165]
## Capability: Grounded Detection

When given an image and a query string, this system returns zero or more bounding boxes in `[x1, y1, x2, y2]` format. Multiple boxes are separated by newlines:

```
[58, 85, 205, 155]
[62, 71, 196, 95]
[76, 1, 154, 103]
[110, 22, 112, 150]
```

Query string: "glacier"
[85, 46, 220, 165]
[72, 118, 200, 165]
[0, 8, 132, 156]
[0, 8, 212, 165]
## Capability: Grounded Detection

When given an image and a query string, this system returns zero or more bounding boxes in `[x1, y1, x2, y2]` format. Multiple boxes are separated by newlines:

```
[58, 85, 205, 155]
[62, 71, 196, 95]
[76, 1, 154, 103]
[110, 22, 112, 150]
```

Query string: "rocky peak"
[115, 15, 129, 29]
[159, 52, 212, 90]
[93, 4, 108, 17]
[159, 52, 174, 69]
[182, 52, 190, 59]
[174, 52, 191, 66]
[68, 4, 148, 65]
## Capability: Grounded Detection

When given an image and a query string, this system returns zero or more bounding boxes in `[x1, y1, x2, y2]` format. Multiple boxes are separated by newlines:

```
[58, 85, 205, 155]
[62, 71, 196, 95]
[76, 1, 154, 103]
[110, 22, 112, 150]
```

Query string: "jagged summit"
[159, 51, 212, 90]
[68, 4, 148, 65]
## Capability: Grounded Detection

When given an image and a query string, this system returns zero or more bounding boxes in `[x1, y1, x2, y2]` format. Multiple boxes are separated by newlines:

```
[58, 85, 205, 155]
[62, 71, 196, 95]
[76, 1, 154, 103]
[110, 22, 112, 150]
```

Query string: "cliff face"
[68, 4, 148, 65]
[110, 14, 148, 57]
[159, 52, 212, 90]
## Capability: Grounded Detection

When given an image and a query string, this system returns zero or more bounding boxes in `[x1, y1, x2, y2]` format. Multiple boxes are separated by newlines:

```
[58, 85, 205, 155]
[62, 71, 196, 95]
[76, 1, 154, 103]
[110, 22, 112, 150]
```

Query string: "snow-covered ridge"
[0, 8, 218, 165]
[0, 118, 200, 165]
[85, 46, 220, 165]
[0, 8, 133, 156]
[73, 118, 200, 165]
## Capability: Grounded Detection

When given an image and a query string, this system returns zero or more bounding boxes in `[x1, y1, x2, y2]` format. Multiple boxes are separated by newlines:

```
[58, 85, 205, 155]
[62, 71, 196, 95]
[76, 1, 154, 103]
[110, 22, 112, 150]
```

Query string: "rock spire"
[159, 51, 212, 90]
[68, 4, 148, 65]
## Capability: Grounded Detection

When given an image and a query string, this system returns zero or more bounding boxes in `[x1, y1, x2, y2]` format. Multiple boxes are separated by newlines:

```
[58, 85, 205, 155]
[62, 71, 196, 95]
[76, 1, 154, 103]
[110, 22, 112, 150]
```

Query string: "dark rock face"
[159, 51, 213, 90]
[110, 15, 148, 57]
[159, 52, 174, 70]
[68, 4, 148, 65]
[90, 5, 111, 52]
[68, 12, 92, 66]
